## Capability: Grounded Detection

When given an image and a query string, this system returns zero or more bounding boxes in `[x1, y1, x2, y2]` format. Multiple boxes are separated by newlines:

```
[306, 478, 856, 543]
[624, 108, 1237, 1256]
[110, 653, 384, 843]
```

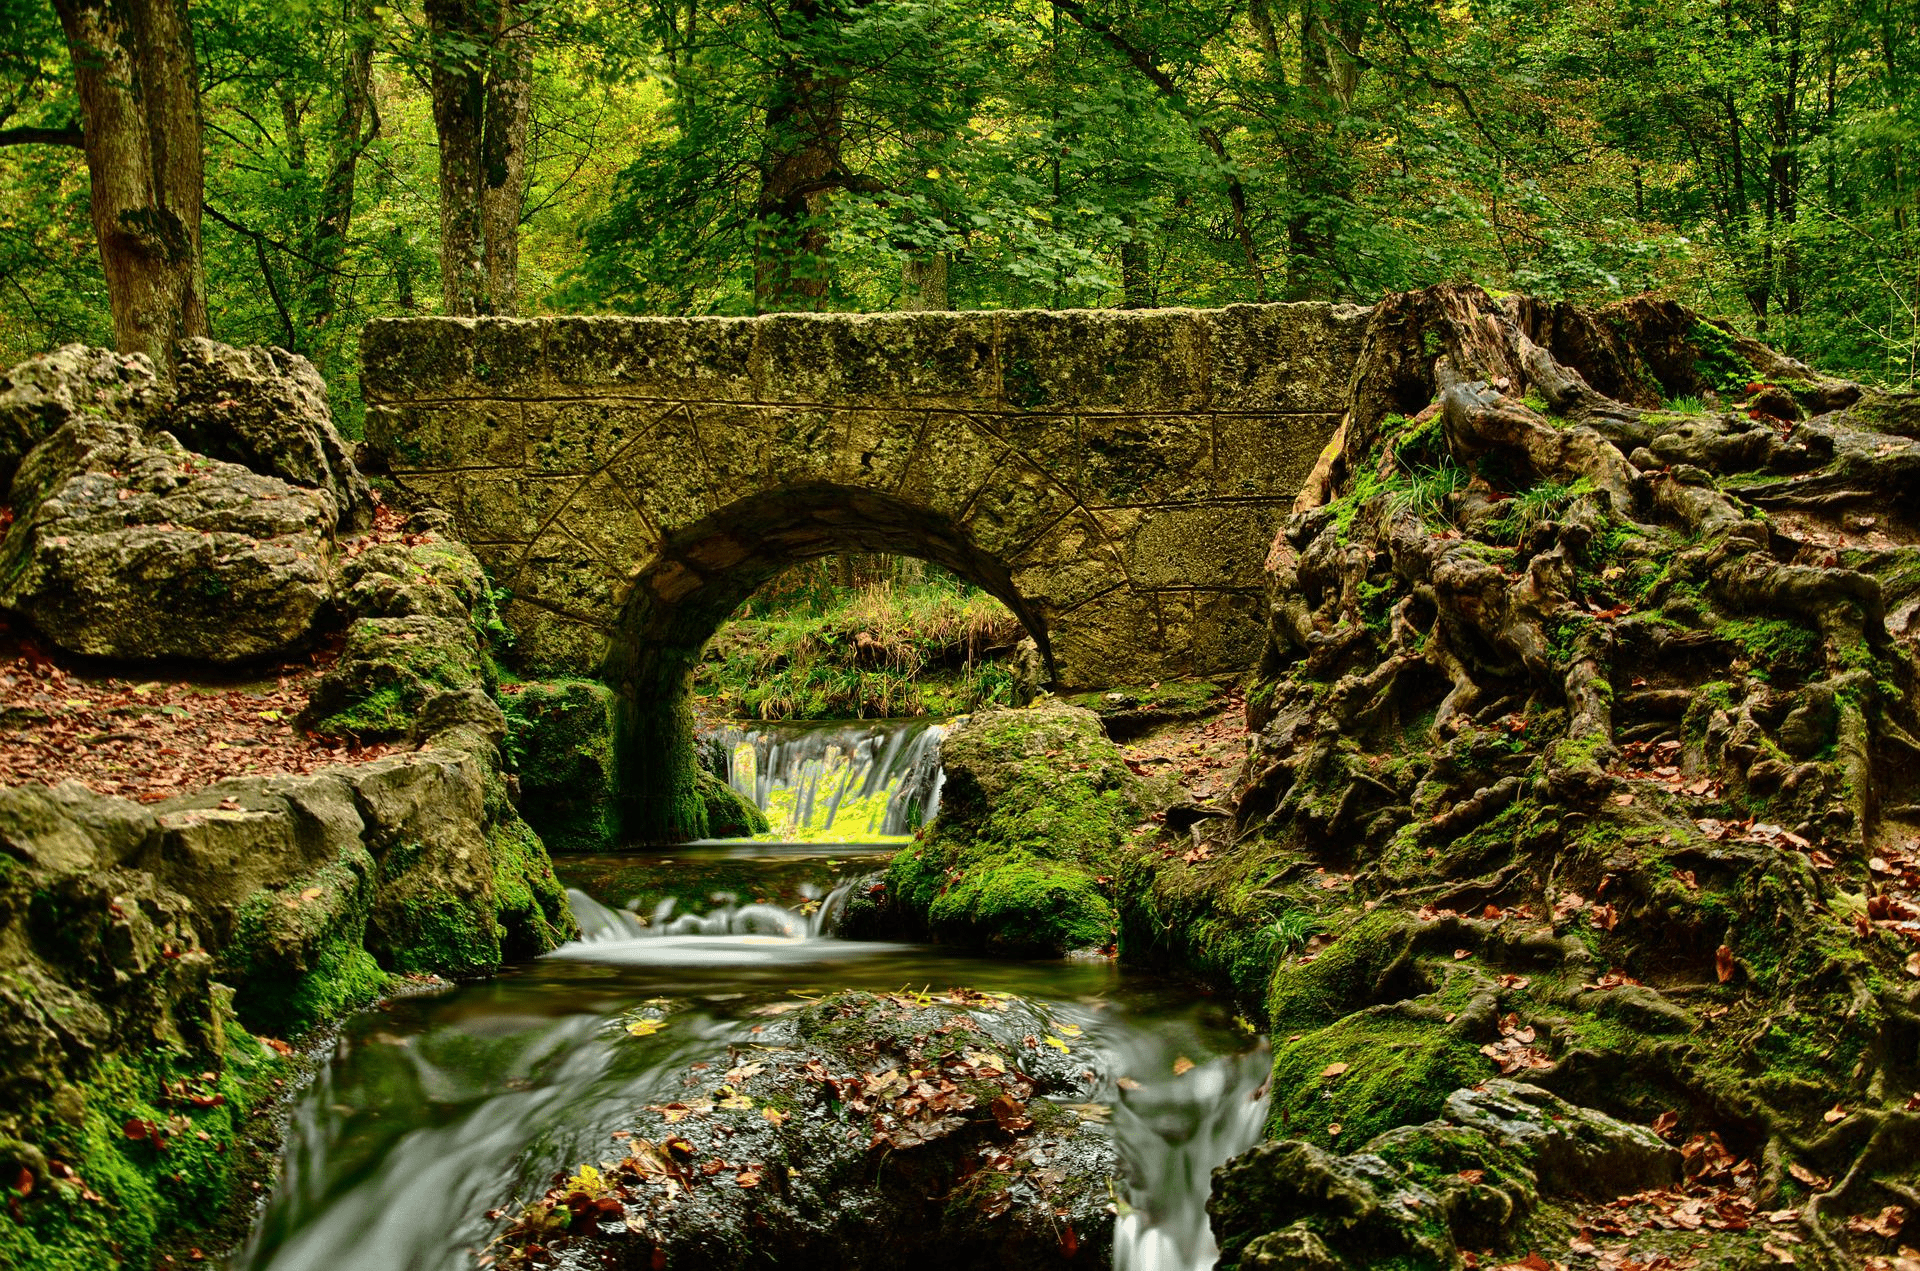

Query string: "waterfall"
[700, 718, 946, 841]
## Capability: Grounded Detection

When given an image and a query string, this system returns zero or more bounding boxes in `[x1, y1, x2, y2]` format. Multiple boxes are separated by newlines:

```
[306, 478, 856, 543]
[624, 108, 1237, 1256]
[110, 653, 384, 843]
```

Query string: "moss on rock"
[499, 679, 619, 851]
[882, 701, 1142, 955]
[695, 767, 770, 839]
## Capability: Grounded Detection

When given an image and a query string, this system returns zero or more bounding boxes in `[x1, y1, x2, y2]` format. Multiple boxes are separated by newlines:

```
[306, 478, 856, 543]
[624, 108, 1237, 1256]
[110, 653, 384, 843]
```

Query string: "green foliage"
[3, 0, 1913, 395]
[0, 1039, 285, 1271]
[1489, 478, 1593, 545]
[698, 576, 1025, 721]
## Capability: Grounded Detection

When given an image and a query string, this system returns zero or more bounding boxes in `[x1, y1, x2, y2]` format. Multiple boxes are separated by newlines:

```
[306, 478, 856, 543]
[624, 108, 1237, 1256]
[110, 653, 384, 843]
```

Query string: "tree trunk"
[427, 0, 531, 316]
[51, 0, 208, 375]
[900, 251, 948, 311]
[480, 7, 531, 314]
[755, 0, 844, 312]
[1119, 213, 1152, 308]
[304, 0, 379, 334]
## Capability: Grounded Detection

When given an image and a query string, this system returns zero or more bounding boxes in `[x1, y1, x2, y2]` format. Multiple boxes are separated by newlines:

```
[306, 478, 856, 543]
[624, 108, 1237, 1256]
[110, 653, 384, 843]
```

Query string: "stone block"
[997, 308, 1207, 412]
[361, 318, 471, 400]
[546, 316, 758, 399]
[1211, 413, 1341, 497]
[1125, 502, 1284, 590]
[608, 411, 719, 531]
[501, 598, 610, 677]
[957, 455, 1079, 559]
[1046, 589, 1183, 687]
[1189, 590, 1268, 674]
[1201, 302, 1370, 412]
[468, 317, 550, 397]
[368, 400, 526, 471]
[754, 310, 998, 406]
[1006, 511, 1131, 613]
[525, 400, 679, 475]
[1080, 414, 1212, 505]
[892, 412, 1004, 521]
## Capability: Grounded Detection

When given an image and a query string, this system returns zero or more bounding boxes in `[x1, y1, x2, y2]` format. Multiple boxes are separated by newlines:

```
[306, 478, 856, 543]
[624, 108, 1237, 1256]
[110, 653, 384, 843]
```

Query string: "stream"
[235, 722, 1268, 1271]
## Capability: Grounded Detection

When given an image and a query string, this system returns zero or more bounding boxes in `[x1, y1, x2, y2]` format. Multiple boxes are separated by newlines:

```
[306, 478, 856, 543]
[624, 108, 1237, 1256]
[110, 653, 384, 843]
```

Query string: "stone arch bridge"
[361, 304, 1366, 836]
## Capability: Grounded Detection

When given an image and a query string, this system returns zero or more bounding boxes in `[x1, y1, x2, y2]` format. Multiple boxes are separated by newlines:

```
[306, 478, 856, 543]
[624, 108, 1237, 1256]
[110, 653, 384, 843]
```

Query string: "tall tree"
[427, 0, 533, 315]
[47, 0, 207, 372]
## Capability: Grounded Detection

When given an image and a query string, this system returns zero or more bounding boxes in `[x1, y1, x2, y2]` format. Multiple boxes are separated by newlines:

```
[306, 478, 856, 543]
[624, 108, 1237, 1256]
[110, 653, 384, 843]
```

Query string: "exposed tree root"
[1127, 284, 1920, 1271]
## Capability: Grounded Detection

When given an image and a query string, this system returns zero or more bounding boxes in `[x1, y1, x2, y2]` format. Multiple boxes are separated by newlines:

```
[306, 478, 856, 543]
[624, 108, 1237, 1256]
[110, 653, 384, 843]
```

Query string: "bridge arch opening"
[601, 483, 1054, 843]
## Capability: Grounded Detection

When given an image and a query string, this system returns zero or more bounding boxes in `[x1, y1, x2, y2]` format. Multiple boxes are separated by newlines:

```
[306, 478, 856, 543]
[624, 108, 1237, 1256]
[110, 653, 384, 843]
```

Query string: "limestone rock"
[882, 701, 1142, 955]
[1210, 1082, 1680, 1271]
[488, 990, 1115, 1271]
[304, 525, 501, 741]
[1442, 1080, 1680, 1195]
[0, 421, 334, 662]
[0, 343, 160, 490]
[170, 338, 376, 530]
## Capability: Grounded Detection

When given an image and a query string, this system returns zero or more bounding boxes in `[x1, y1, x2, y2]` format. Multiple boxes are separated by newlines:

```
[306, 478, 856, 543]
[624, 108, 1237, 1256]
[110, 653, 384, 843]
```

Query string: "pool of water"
[233, 846, 1267, 1271]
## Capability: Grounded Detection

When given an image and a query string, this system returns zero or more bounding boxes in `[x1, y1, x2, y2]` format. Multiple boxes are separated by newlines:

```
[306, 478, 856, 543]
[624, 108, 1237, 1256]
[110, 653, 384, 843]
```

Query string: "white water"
[237, 849, 1266, 1271]
[702, 717, 946, 840]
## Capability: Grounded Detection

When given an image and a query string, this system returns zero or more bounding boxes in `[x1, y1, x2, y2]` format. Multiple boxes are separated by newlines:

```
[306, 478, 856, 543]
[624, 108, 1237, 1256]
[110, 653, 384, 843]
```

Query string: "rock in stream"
[483, 989, 1116, 1270]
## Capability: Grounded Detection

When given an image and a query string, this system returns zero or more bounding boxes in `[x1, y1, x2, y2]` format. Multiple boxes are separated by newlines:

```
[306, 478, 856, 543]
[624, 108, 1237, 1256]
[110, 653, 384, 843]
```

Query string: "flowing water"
[237, 721, 1267, 1271]
[701, 718, 947, 842]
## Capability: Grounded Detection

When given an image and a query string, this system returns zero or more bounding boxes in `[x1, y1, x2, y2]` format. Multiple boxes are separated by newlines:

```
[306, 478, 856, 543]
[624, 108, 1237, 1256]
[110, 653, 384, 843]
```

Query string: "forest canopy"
[2, 0, 1916, 424]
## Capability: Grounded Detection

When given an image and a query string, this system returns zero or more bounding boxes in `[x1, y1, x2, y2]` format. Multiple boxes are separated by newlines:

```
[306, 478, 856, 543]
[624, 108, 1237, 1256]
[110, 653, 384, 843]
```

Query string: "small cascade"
[562, 880, 858, 944]
[701, 717, 946, 841]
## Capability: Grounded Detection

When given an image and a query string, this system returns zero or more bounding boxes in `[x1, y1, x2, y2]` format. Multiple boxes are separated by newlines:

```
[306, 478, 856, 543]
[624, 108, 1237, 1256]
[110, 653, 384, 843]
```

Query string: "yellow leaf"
[626, 1018, 667, 1038]
[1043, 1035, 1071, 1053]
[1172, 1056, 1195, 1076]
[762, 1107, 789, 1125]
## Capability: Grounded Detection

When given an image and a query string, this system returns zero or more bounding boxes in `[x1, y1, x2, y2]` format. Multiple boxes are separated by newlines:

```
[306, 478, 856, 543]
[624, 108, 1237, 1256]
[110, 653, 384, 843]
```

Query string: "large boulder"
[0, 344, 161, 491]
[302, 518, 505, 742]
[1209, 1081, 1682, 1271]
[0, 421, 335, 662]
[881, 701, 1144, 955]
[483, 989, 1114, 1271]
[170, 339, 376, 530]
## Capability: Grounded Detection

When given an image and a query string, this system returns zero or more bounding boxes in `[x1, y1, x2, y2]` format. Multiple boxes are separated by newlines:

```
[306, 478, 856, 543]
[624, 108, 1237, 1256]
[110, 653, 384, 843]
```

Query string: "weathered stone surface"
[303, 520, 503, 741]
[170, 339, 376, 530]
[361, 304, 1366, 683]
[878, 701, 1146, 955]
[1210, 1082, 1680, 1271]
[0, 421, 335, 662]
[1441, 1080, 1680, 1195]
[0, 343, 161, 491]
[0, 722, 575, 1111]
[484, 990, 1115, 1271]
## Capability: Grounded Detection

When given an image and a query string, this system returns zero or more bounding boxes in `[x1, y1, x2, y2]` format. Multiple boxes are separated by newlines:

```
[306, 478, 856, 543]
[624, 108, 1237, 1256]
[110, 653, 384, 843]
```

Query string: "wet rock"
[487, 989, 1115, 1271]
[499, 679, 620, 851]
[170, 339, 376, 531]
[1210, 1082, 1679, 1271]
[885, 701, 1142, 955]
[0, 343, 161, 490]
[0, 421, 335, 662]
[696, 767, 769, 840]
[1441, 1080, 1680, 1194]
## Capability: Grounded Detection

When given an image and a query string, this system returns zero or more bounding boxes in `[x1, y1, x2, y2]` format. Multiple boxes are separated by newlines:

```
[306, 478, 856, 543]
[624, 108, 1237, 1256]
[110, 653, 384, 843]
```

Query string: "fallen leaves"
[1481, 1013, 1553, 1075]
[1716, 945, 1736, 984]
[1846, 1205, 1907, 1239]
[1171, 1056, 1195, 1077]
[0, 633, 397, 802]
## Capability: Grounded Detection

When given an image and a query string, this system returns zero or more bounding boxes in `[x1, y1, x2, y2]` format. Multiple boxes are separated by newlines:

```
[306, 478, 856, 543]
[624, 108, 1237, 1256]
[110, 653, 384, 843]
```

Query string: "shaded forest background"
[2, 0, 1917, 438]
